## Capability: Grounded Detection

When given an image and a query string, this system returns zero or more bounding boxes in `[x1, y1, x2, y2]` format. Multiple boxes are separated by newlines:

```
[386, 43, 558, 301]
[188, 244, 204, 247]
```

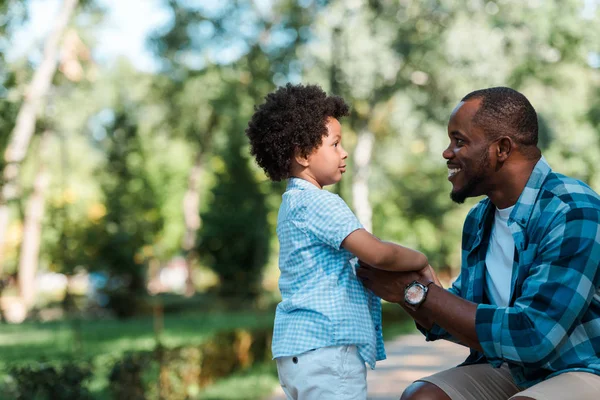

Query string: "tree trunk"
[181, 152, 204, 297]
[18, 131, 52, 310]
[352, 129, 375, 232]
[0, 0, 79, 266]
[180, 112, 218, 296]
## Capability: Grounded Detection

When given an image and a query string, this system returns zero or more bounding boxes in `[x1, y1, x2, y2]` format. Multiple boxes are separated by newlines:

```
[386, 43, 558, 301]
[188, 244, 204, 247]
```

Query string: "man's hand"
[358, 260, 482, 351]
[356, 260, 441, 303]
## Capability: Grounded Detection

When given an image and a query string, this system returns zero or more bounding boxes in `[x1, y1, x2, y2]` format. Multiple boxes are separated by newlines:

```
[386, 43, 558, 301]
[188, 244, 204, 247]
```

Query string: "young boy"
[246, 83, 429, 399]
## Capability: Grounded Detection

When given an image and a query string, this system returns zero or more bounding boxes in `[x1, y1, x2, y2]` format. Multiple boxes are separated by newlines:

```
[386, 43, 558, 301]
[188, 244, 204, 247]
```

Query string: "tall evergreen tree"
[198, 129, 270, 301]
[91, 107, 163, 317]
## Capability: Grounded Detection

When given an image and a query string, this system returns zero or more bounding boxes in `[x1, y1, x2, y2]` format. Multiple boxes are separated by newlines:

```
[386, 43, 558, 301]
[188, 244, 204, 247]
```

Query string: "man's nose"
[442, 145, 453, 160]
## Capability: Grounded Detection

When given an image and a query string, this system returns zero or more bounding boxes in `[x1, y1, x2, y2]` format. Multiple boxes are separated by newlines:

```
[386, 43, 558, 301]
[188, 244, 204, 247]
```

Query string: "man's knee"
[400, 381, 451, 400]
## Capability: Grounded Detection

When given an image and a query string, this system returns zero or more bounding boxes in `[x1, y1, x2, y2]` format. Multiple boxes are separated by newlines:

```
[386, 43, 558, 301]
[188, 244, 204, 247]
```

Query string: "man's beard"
[450, 150, 490, 204]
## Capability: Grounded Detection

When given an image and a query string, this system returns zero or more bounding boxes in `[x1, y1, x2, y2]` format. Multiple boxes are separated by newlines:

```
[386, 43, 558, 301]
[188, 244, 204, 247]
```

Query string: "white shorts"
[275, 345, 367, 400]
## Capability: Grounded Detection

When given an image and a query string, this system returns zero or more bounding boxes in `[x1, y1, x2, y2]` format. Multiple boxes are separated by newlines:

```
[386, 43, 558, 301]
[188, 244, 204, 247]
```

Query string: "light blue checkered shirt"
[272, 177, 385, 369]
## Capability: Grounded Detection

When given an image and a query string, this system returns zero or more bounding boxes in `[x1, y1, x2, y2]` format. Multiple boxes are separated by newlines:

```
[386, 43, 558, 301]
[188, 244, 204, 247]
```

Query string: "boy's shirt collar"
[287, 177, 320, 191]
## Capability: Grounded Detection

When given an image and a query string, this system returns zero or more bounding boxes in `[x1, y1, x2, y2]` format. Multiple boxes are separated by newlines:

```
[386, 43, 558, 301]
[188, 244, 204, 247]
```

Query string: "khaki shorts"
[418, 363, 600, 400]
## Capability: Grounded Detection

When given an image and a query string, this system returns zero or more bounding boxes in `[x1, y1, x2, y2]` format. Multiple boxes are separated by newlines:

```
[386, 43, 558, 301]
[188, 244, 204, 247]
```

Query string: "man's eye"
[456, 139, 465, 146]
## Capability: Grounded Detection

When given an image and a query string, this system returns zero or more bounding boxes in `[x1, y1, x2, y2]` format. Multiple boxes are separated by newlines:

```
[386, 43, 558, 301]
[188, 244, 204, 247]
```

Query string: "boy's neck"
[289, 162, 324, 189]
[290, 173, 322, 189]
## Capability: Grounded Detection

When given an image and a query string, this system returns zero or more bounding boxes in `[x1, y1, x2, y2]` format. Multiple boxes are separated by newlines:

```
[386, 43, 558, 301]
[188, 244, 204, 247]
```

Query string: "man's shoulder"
[540, 171, 600, 210]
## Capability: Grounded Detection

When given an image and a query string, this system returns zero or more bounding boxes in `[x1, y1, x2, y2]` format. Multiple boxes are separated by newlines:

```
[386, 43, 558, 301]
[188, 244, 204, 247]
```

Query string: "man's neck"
[488, 158, 539, 209]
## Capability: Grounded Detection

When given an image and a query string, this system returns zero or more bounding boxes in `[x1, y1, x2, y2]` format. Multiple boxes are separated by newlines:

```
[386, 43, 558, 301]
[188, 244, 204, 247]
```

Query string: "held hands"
[422, 264, 442, 287]
[356, 261, 441, 304]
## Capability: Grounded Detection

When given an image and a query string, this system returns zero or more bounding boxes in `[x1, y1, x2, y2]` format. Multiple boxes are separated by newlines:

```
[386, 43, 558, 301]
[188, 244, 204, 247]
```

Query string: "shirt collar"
[509, 156, 552, 228]
[474, 156, 551, 237]
[286, 177, 320, 192]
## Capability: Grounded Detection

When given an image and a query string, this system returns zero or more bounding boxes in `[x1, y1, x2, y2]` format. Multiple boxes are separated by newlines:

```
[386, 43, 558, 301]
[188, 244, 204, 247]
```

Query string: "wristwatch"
[404, 280, 434, 310]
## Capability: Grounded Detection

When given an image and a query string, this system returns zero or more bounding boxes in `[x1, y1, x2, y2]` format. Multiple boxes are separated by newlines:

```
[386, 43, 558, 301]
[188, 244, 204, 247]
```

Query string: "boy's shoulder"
[282, 187, 353, 221]
[299, 187, 347, 208]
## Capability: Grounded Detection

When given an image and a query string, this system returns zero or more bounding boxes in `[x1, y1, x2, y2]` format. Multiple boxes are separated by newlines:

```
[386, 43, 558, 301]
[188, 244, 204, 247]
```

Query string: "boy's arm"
[341, 228, 428, 272]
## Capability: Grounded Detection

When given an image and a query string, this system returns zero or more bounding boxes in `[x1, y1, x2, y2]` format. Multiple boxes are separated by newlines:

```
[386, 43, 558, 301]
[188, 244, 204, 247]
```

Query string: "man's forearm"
[400, 303, 434, 330]
[416, 284, 482, 352]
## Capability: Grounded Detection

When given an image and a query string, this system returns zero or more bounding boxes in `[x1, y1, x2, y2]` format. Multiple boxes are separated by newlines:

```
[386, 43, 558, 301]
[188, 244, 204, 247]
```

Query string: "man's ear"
[496, 137, 513, 162]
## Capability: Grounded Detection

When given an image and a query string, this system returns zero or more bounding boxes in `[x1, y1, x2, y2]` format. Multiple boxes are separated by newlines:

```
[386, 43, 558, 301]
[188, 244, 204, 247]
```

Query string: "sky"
[8, 0, 276, 72]
[8, 0, 600, 72]
[9, 0, 171, 72]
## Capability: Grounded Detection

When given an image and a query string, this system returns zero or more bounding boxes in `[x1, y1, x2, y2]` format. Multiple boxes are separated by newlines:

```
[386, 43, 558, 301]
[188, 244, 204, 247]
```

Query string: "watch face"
[405, 282, 425, 305]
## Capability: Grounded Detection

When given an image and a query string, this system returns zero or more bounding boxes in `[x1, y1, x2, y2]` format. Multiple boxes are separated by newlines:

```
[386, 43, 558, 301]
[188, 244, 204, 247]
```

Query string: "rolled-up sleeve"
[476, 207, 600, 367]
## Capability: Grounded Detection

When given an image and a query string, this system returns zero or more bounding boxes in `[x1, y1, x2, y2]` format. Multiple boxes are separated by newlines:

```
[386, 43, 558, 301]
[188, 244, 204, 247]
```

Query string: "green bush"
[108, 352, 153, 400]
[198, 130, 271, 301]
[88, 109, 164, 318]
[3, 361, 93, 400]
[108, 328, 272, 399]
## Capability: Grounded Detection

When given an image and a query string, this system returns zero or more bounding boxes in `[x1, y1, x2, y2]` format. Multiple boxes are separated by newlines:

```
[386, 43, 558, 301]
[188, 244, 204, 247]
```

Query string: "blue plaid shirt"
[272, 177, 385, 368]
[422, 157, 600, 387]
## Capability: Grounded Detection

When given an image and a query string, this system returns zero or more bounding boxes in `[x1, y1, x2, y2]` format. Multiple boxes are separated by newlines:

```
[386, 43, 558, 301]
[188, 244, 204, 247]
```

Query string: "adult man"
[358, 87, 600, 399]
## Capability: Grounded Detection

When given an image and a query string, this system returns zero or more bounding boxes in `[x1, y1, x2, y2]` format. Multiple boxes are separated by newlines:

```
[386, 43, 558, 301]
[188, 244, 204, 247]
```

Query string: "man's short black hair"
[246, 83, 349, 181]
[462, 87, 539, 147]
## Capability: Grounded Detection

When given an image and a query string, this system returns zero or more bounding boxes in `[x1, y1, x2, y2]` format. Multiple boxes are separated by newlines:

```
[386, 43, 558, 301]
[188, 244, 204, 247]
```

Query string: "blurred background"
[0, 0, 599, 398]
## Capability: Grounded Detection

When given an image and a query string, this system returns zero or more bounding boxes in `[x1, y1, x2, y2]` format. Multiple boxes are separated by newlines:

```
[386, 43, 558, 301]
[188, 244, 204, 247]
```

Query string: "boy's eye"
[333, 142, 339, 147]
[456, 138, 465, 146]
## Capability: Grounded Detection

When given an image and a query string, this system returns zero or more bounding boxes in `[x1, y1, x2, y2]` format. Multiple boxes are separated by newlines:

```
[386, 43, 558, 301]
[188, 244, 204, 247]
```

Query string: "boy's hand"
[421, 264, 442, 287]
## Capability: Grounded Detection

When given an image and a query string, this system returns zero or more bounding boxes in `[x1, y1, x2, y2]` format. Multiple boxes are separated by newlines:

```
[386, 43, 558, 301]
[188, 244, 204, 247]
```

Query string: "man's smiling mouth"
[448, 167, 462, 179]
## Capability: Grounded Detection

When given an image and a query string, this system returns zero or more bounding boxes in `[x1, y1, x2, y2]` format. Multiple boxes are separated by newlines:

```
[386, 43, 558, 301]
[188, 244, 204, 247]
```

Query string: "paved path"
[267, 333, 469, 400]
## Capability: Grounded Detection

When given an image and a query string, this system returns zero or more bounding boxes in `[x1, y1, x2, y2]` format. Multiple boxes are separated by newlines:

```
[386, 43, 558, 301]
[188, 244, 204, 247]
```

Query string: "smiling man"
[358, 87, 600, 400]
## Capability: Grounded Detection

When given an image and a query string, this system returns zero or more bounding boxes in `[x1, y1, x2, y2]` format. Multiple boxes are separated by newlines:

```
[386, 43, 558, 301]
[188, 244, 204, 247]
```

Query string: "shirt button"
[375, 325, 380, 331]
[292, 357, 298, 364]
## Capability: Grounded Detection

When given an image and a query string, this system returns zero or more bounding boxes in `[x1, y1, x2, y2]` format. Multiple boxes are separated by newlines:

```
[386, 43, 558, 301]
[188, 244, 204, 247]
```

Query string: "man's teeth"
[448, 168, 462, 178]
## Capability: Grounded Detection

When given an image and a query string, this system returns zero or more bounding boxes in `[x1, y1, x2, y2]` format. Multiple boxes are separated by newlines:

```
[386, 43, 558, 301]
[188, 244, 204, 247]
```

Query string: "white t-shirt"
[485, 205, 515, 307]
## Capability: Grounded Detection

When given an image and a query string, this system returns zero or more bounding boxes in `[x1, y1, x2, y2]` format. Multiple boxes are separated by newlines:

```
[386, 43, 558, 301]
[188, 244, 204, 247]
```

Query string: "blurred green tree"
[198, 128, 270, 302]
[88, 107, 163, 317]
[147, 0, 322, 295]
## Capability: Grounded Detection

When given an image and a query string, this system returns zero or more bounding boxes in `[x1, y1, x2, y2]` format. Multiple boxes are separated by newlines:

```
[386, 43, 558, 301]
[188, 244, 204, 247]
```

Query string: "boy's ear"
[294, 150, 310, 167]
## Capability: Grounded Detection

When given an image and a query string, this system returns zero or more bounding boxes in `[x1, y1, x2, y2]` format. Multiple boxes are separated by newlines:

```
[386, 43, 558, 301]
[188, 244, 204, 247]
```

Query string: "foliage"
[3, 360, 93, 400]
[198, 130, 270, 300]
[0, 308, 274, 396]
[79, 107, 164, 317]
[108, 328, 272, 400]
[1, 0, 599, 319]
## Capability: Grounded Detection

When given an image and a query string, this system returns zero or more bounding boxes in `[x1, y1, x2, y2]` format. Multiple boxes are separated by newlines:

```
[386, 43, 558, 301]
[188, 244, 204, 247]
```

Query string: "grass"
[0, 298, 417, 399]
[198, 363, 280, 400]
[0, 308, 275, 398]
[0, 309, 274, 361]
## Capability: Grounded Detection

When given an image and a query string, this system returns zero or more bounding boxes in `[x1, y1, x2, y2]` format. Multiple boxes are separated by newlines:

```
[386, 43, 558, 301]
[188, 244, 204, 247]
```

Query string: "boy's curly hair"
[246, 83, 349, 181]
